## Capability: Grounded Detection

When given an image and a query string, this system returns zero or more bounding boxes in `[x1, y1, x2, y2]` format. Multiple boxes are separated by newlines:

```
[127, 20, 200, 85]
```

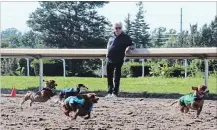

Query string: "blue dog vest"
[63, 88, 76, 93]
[65, 96, 93, 112]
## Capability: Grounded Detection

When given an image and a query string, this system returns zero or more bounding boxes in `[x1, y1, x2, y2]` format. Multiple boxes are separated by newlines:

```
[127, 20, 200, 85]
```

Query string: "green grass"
[1, 76, 216, 94]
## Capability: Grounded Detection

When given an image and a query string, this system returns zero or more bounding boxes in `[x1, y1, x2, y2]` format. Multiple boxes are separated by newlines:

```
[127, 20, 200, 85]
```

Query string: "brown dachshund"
[62, 93, 99, 120]
[20, 80, 57, 109]
[170, 85, 209, 117]
[59, 84, 89, 101]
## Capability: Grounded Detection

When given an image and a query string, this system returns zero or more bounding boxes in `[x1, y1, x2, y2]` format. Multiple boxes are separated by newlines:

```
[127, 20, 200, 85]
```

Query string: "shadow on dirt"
[1, 87, 216, 100]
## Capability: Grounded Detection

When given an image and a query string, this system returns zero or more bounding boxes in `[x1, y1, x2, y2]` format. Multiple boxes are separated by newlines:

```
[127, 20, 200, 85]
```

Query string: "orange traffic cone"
[11, 87, 16, 97]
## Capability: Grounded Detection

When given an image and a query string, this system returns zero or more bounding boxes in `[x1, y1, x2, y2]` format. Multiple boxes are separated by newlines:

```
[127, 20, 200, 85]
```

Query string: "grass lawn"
[1, 76, 216, 94]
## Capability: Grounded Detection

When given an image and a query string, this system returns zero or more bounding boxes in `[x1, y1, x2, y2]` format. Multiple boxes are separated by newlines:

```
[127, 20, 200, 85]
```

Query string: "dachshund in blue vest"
[59, 84, 88, 101]
[62, 93, 99, 120]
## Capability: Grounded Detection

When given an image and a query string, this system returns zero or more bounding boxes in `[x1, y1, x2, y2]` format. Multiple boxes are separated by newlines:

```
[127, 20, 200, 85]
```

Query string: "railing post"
[39, 58, 43, 90]
[204, 59, 208, 88]
[184, 59, 187, 78]
[140, 44, 145, 78]
[62, 59, 66, 77]
[101, 58, 104, 78]
[25, 58, 30, 76]
[142, 59, 144, 78]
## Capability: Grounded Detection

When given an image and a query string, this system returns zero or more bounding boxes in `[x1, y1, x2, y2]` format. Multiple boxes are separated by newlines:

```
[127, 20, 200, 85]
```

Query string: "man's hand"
[125, 46, 133, 54]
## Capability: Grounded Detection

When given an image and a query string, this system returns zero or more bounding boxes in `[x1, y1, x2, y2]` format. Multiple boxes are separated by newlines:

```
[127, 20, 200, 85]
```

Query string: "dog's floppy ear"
[50, 80, 55, 84]
[198, 85, 207, 91]
[192, 86, 198, 90]
[77, 84, 85, 87]
[88, 93, 96, 98]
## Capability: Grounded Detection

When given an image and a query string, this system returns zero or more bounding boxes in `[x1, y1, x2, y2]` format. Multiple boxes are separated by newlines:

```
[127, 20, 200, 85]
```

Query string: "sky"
[1, 1, 216, 33]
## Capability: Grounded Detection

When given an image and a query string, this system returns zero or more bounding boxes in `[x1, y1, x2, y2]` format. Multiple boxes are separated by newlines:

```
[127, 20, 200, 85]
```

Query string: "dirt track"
[1, 94, 216, 130]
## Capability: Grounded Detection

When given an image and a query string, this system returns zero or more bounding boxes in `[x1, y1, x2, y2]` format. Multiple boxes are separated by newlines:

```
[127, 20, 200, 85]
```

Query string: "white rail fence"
[1, 47, 216, 89]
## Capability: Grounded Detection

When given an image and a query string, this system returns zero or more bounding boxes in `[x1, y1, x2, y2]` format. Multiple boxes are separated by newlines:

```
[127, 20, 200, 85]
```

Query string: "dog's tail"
[170, 100, 178, 106]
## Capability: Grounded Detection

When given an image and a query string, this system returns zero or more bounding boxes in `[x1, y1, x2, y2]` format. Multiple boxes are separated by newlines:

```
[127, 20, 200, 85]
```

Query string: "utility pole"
[180, 8, 183, 37]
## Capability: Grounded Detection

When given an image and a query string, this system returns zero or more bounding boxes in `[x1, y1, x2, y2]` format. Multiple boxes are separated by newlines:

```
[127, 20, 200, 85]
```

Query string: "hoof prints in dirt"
[1, 95, 217, 130]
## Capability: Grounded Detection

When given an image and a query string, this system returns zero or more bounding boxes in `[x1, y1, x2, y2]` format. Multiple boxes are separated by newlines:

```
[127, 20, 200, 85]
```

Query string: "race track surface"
[1, 94, 216, 130]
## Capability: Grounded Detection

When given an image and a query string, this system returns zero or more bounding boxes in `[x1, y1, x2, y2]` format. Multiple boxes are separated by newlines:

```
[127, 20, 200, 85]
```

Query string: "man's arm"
[107, 40, 110, 49]
[125, 36, 135, 54]
[106, 39, 111, 57]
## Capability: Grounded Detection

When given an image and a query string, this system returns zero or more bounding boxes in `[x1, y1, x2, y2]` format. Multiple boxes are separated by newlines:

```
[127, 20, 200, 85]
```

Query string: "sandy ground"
[1, 94, 216, 130]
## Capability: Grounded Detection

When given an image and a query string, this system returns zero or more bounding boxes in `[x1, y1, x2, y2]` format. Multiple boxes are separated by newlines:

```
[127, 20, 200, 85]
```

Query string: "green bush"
[164, 66, 184, 77]
[190, 59, 217, 72]
[121, 62, 132, 77]
[210, 71, 217, 77]
[149, 60, 169, 77]
[149, 63, 162, 77]
[31, 58, 63, 76]
[121, 62, 151, 77]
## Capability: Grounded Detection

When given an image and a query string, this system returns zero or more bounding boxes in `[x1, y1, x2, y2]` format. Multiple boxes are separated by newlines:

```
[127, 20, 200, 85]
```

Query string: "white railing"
[1, 47, 216, 89]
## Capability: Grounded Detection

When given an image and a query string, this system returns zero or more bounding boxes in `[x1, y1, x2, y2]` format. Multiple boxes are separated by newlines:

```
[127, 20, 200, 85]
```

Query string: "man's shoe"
[111, 93, 118, 98]
[105, 94, 112, 98]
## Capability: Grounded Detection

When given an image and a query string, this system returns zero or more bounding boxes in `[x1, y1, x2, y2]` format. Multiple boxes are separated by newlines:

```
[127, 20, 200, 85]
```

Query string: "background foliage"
[1, 1, 217, 78]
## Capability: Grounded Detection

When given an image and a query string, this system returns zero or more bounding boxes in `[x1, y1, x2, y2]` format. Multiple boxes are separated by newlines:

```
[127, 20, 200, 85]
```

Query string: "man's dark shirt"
[107, 32, 133, 63]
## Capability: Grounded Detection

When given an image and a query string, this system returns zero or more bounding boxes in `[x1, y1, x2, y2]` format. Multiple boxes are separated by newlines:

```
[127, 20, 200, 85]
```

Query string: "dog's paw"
[71, 117, 77, 120]
[192, 115, 199, 119]
[84, 116, 90, 120]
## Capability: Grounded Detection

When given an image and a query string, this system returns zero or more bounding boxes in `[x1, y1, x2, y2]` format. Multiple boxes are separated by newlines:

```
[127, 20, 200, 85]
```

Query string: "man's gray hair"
[113, 22, 123, 28]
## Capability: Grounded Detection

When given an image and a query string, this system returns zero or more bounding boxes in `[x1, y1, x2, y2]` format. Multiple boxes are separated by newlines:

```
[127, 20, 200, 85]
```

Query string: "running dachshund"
[170, 84, 209, 117]
[59, 84, 88, 101]
[62, 93, 99, 120]
[20, 80, 57, 109]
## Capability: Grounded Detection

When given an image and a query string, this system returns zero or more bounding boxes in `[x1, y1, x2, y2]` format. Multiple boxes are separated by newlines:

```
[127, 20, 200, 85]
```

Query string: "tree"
[187, 24, 201, 47]
[131, 2, 150, 48]
[163, 29, 177, 48]
[200, 24, 212, 47]
[210, 16, 217, 47]
[27, 1, 110, 48]
[124, 13, 133, 36]
[27, 1, 110, 76]
[21, 30, 44, 48]
[1, 28, 22, 48]
[151, 27, 167, 47]
[199, 16, 217, 47]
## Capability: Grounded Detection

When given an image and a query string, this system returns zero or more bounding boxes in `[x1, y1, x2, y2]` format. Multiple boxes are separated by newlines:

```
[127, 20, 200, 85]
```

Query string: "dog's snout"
[55, 84, 58, 86]
[95, 98, 99, 101]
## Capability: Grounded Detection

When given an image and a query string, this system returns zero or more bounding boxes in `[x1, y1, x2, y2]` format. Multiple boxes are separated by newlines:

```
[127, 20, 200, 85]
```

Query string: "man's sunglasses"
[115, 27, 122, 30]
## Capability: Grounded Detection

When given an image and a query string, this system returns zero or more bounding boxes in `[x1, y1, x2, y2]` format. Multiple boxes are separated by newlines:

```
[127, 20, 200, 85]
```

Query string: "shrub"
[130, 65, 151, 77]
[121, 62, 132, 77]
[190, 59, 217, 72]
[121, 62, 151, 77]
[164, 66, 185, 77]
[31, 59, 63, 76]
[149, 61, 168, 77]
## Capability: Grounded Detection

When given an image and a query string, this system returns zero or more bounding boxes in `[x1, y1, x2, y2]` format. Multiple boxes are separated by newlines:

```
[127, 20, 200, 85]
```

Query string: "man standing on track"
[105, 22, 135, 98]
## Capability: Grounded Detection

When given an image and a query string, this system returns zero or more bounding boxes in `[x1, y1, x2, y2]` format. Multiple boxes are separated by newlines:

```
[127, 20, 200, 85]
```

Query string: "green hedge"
[164, 66, 184, 77]
[121, 59, 216, 78]
[121, 62, 151, 77]
[122, 62, 190, 78]
[31, 59, 63, 76]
